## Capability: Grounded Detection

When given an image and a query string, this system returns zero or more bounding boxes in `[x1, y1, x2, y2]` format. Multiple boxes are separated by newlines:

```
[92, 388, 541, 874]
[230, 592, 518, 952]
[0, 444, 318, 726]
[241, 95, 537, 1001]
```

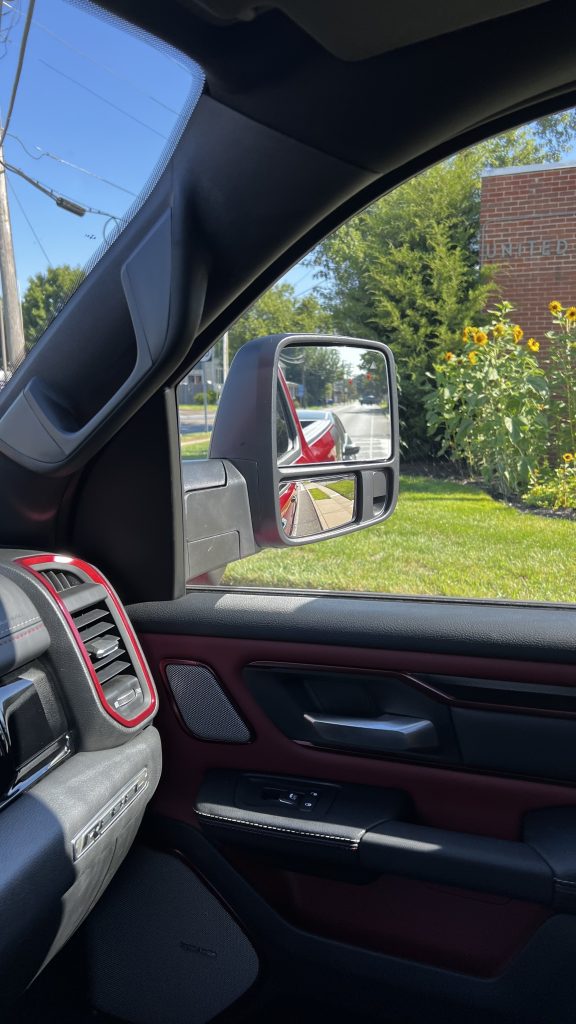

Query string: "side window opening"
[179, 110, 576, 604]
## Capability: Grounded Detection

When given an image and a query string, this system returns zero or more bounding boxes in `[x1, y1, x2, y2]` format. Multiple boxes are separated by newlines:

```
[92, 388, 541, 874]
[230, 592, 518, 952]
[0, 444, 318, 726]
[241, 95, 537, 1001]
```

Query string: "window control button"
[279, 791, 300, 806]
[299, 794, 318, 811]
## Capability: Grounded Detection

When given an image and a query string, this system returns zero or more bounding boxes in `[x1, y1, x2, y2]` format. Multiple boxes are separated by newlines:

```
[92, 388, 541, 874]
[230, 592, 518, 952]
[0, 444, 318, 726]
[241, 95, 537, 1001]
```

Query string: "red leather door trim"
[139, 632, 576, 976]
[139, 633, 576, 840]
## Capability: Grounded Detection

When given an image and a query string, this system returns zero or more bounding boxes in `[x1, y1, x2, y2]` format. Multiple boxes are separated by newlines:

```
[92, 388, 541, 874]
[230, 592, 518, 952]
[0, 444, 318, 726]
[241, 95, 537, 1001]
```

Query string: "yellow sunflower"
[461, 326, 472, 343]
[566, 307, 576, 324]
[492, 323, 505, 338]
[468, 351, 478, 365]
[474, 330, 488, 346]
[563, 453, 574, 463]
[513, 325, 524, 343]
[549, 301, 563, 316]
[527, 338, 540, 352]
[444, 351, 455, 362]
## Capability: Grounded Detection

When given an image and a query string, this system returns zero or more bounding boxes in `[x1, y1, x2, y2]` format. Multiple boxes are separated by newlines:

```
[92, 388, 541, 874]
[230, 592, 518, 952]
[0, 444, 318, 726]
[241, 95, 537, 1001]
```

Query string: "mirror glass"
[277, 344, 391, 466]
[280, 475, 356, 539]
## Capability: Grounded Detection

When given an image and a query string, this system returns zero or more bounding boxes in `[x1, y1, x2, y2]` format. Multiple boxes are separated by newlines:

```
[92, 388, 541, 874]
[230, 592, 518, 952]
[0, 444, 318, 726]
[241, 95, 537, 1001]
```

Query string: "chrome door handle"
[303, 713, 438, 753]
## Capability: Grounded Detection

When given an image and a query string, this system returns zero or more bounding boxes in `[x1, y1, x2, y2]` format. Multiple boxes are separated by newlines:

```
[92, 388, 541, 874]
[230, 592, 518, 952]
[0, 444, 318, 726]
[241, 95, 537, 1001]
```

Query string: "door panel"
[129, 592, 576, 1021]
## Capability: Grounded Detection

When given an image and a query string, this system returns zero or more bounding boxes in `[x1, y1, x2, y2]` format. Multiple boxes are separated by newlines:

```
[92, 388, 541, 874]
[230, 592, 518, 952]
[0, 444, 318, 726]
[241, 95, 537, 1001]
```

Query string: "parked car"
[297, 408, 360, 460]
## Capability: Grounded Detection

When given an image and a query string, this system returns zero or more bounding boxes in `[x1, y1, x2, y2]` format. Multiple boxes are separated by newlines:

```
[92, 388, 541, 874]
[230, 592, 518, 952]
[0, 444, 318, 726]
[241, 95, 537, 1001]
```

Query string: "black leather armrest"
[195, 770, 410, 865]
[359, 820, 553, 903]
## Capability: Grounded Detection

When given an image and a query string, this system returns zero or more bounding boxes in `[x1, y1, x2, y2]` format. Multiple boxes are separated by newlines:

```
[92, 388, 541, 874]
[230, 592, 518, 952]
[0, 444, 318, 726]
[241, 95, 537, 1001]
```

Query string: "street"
[179, 408, 216, 433]
[333, 402, 392, 460]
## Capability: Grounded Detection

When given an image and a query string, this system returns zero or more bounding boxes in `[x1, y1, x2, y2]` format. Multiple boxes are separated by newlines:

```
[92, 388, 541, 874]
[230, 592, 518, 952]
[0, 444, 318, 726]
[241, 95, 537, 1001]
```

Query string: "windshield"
[0, 0, 204, 381]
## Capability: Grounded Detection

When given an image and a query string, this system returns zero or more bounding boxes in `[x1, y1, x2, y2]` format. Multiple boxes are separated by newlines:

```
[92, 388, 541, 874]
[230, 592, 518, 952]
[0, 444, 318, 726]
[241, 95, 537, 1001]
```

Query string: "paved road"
[179, 408, 216, 434]
[334, 403, 392, 460]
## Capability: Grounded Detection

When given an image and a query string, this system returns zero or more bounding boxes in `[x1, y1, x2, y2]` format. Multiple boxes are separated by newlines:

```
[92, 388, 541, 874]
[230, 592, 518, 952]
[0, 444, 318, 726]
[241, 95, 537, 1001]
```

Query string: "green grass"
[308, 487, 331, 501]
[179, 404, 218, 414]
[325, 479, 355, 499]
[223, 474, 576, 602]
[181, 432, 211, 458]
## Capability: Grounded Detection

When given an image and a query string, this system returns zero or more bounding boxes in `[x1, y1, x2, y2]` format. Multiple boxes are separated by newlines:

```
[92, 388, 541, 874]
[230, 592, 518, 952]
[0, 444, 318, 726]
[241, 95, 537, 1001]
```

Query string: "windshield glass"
[0, 0, 203, 380]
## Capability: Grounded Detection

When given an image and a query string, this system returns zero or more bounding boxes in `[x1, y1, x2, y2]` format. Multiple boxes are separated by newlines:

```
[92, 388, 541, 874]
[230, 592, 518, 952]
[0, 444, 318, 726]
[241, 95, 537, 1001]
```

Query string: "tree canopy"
[228, 282, 333, 362]
[22, 264, 84, 348]
[310, 115, 576, 456]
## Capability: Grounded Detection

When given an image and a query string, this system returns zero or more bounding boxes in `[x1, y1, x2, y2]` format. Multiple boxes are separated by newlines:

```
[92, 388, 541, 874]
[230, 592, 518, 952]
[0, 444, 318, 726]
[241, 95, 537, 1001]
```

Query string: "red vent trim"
[17, 554, 157, 727]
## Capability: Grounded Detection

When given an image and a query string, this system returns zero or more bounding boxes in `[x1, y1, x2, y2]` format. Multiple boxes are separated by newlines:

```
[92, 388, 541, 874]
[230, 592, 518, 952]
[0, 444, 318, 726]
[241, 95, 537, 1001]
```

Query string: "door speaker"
[165, 663, 251, 743]
[87, 846, 259, 1024]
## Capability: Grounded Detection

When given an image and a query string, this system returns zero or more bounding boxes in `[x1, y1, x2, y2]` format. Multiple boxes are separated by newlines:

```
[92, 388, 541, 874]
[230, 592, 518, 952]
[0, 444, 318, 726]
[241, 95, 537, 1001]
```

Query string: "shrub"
[524, 456, 576, 510]
[426, 302, 549, 496]
[192, 389, 217, 405]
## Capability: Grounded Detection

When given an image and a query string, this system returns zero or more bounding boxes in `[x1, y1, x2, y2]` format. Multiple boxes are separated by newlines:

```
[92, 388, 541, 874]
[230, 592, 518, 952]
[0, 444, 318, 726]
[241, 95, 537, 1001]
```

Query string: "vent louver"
[38, 568, 82, 593]
[71, 602, 144, 717]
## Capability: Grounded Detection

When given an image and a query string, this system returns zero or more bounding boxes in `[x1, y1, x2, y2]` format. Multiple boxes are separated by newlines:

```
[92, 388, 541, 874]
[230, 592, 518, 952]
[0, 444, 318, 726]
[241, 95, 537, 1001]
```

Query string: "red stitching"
[0, 622, 45, 648]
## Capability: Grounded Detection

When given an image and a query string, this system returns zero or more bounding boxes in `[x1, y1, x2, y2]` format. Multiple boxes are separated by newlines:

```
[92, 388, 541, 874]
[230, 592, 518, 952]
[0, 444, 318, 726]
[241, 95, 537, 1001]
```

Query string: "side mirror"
[209, 334, 399, 547]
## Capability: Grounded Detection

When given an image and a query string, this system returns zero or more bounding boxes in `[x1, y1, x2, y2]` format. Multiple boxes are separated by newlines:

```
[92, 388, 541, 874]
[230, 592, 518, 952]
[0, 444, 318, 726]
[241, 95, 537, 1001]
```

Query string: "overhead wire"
[1, 156, 119, 218]
[31, 19, 180, 116]
[0, 0, 35, 149]
[7, 175, 51, 264]
[6, 131, 137, 197]
[38, 59, 169, 141]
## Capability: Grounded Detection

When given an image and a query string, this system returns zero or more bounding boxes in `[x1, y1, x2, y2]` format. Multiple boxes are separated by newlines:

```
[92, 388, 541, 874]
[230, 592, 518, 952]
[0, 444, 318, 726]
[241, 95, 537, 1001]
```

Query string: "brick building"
[480, 162, 576, 345]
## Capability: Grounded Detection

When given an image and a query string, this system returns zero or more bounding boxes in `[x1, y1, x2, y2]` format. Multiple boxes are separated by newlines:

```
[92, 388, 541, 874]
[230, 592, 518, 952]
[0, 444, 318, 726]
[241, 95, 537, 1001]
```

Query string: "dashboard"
[0, 551, 161, 1007]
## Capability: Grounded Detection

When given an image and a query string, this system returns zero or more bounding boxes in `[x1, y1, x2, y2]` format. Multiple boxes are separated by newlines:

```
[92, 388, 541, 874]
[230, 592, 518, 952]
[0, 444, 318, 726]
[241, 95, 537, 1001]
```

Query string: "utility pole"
[0, 144, 26, 370]
[0, 297, 8, 383]
[222, 330, 230, 384]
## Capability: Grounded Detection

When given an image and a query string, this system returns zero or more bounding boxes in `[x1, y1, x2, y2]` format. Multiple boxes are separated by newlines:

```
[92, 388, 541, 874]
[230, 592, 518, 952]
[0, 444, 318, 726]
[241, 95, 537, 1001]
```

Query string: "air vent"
[71, 602, 145, 718]
[38, 567, 82, 593]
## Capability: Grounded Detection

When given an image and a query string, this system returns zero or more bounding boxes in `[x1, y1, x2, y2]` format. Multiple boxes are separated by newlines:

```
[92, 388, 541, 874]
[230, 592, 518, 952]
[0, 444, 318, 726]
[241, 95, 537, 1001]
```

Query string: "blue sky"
[2, 0, 576, 308]
[0, 0, 203, 290]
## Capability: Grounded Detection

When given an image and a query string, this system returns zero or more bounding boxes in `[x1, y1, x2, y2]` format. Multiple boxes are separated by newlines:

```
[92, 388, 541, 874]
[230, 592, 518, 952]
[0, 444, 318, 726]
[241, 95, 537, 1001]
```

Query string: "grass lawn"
[309, 487, 331, 501]
[179, 404, 218, 414]
[223, 474, 576, 602]
[325, 479, 355, 499]
[181, 433, 211, 458]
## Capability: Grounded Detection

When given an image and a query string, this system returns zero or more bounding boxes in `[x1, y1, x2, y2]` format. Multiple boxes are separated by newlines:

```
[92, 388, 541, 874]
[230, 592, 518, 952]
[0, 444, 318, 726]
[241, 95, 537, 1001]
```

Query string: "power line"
[8, 175, 51, 264]
[7, 131, 137, 197]
[0, 0, 35, 149]
[38, 59, 169, 141]
[32, 19, 180, 116]
[1, 156, 119, 218]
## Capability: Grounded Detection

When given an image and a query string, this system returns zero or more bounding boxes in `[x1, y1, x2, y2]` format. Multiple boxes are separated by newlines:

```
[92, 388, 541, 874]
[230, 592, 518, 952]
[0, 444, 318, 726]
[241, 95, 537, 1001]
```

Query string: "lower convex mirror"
[280, 475, 356, 539]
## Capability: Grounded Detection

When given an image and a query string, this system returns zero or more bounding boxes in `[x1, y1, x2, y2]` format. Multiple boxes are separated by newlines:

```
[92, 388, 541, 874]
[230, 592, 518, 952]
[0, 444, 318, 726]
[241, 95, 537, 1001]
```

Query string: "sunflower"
[563, 453, 575, 463]
[549, 301, 563, 316]
[492, 323, 505, 338]
[468, 351, 478, 365]
[444, 351, 455, 362]
[474, 330, 488, 346]
[527, 338, 540, 352]
[461, 326, 472, 343]
[566, 307, 576, 324]
[513, 325, 524, 343]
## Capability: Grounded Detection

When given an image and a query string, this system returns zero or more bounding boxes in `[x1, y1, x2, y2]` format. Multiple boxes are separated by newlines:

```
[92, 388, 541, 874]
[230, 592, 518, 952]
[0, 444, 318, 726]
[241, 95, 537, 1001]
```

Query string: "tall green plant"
[545, 301, 576, 456]
[426, 302, 549, 495]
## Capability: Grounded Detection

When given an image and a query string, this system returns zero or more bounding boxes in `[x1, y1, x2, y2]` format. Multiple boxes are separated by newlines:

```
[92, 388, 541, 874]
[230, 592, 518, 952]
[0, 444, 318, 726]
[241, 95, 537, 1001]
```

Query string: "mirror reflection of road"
[333, 402, 391, 460]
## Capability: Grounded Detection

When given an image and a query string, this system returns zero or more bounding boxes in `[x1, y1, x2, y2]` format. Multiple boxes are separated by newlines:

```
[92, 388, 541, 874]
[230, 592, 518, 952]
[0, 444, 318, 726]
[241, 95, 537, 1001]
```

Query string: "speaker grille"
[166, 663, 251, 743]
[87, 848, 259, 1024]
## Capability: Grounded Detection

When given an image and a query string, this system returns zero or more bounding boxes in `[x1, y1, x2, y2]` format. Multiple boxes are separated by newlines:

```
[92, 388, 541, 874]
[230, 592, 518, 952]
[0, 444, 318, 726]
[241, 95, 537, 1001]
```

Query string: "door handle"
[303, 713, 438, 753]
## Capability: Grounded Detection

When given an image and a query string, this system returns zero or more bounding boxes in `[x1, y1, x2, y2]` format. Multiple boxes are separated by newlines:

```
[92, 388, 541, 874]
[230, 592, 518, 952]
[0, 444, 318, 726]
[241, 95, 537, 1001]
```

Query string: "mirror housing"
[209, 334, 399, 548]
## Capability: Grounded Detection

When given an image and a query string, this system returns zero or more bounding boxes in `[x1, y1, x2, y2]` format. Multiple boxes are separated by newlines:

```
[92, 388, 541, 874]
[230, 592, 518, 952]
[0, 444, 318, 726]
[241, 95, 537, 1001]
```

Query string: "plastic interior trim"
[17, 554, 157, 727]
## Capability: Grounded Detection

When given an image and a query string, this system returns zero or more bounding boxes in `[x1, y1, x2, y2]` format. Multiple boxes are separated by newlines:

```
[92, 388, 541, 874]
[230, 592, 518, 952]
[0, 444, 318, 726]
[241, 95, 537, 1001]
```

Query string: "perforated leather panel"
[166, 663, 251, 742]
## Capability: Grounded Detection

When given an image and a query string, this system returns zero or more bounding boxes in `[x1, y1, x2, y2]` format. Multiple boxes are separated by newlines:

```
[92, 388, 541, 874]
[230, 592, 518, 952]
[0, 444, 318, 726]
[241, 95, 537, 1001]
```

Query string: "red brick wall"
[480, 164, 576, 346]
